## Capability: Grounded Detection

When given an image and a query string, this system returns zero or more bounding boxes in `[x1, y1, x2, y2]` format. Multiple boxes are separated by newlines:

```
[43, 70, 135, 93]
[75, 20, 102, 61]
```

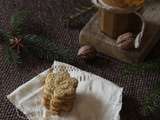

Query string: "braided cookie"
[42, 68, 78, 115]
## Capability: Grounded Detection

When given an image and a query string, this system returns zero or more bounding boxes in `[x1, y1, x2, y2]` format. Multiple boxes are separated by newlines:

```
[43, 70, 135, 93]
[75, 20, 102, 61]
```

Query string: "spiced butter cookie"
[42, 68, 78, 115]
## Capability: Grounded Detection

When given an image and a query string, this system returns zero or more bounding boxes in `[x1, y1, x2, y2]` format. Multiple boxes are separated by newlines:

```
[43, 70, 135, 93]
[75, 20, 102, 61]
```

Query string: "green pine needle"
[0, 29, 11, 44]
[4, 45, 21, 64]
[63, 5, 97, 29]
[0, 31, 21, 64]
[10, 10, 31, 36]
[144, 85, 160, 115]
[123, 58, 160, 75]
[122, 58, 160, 115]
[1, 10, 75, 64]
[23, 34, 74, 62]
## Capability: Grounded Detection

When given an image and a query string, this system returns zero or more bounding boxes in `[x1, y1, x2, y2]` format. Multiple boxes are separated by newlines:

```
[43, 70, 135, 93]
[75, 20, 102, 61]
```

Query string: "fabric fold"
[7, 61, 123, 120]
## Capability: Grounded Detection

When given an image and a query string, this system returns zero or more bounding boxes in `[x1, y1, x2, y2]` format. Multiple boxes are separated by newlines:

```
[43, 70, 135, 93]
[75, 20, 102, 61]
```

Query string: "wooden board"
[79, 1, 160, 64]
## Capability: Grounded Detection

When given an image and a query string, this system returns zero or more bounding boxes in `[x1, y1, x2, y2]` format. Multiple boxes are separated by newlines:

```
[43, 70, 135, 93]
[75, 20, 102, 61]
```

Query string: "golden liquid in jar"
[102, 0, 144, 8]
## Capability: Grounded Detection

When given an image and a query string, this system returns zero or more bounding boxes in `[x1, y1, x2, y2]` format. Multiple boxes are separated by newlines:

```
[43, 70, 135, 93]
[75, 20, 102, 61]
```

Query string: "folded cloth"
[7, 61, 123, 120]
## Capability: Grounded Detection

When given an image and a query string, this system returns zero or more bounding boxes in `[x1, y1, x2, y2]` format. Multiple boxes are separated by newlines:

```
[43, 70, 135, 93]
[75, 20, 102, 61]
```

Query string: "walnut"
[116, 32, 135, 50]
[77, 45, 97, 60]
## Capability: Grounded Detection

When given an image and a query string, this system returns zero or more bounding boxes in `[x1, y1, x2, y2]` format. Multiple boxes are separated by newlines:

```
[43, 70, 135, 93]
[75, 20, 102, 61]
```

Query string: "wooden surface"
[80, 0, 160, 64]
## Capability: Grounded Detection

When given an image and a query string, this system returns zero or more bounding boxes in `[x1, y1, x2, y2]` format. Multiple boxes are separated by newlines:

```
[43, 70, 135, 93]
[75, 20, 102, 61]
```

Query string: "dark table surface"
[0, 0, 160, 120]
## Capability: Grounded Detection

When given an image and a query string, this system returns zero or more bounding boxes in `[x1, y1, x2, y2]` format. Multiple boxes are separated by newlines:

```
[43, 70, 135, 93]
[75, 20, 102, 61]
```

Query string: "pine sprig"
[123, 58, 160, 76]
[10, 10, 31, 36]
[0, 10, 75, 64]
[0, 29, 10, 43]
[4, 44, 22, 64]
[122, 58, 160, 116]
[144, 85, 160, 115]
[23, 34, 74, 62]
[63, 4, 97, 29]
[0, 30, 20, 63]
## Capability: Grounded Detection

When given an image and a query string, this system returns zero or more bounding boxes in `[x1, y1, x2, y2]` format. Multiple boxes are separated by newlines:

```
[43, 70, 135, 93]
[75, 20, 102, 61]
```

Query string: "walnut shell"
[116, 32, 135, 50]
[77, 45, 97, 60]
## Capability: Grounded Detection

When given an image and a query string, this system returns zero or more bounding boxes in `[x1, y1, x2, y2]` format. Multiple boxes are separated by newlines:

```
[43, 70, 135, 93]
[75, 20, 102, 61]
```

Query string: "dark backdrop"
[0, 0, 160, 120]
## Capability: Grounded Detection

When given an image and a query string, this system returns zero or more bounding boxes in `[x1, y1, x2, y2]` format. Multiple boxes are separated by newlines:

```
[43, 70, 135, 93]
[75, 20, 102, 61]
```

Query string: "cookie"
[61, 103, 73, 112]
[54, 95, 76, 102]
[45, 72, 55, 84]
[42, 97, 50, 109]
[53, 87, 76, 99]
[70, 78, 78, 88]
[51, 102, 73, 113]
[54, 71, 70, 86]
[50, 105, 61, 112]
[51, 98, 74, 108]
[58, 79, 78, 90]
[42, 67, 78, 115]
[43, 71, 55, 94]
[50, 110, 60, 115]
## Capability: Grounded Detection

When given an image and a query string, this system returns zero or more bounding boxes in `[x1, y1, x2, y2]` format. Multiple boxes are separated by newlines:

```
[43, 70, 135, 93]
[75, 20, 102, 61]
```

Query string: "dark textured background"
[0, 0, 160, 120]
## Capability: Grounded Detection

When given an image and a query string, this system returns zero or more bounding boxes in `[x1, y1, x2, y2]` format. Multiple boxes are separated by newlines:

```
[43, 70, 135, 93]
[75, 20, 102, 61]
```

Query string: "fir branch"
[10, 10, 31, 36]
[144, 85, 160, 115]
[0, 29, 11, 44]
[123, 58, 160, 75]
[63, 5, 97, 29]
[23, 34, 74, 62]
[122, 58, 160, 115]
[0, 31, 21, 63]
[3, 44, 21, 64]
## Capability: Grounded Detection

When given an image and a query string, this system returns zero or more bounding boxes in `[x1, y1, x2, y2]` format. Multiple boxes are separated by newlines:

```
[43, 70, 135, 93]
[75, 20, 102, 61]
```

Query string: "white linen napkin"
[7, 61, 123, 120]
